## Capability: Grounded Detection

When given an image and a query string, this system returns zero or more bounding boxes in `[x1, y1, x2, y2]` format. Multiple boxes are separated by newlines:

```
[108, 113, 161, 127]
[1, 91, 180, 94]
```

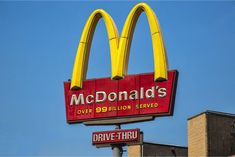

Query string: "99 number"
[96, 107, 108, 113]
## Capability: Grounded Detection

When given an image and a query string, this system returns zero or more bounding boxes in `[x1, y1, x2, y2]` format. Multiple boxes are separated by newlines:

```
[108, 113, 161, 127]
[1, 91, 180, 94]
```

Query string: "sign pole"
[112, 124, 123, 157]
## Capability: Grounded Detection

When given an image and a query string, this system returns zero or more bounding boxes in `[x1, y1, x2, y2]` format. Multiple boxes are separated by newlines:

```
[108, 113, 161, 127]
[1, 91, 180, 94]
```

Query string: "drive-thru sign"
[92, 129, 140, 145]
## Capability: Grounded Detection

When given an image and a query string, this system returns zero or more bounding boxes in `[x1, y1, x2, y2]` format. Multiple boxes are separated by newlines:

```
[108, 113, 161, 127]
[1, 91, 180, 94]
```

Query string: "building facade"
[188, 110, 235, 156]
[128, 142, 187, 157]
[128, 110, 235, 157]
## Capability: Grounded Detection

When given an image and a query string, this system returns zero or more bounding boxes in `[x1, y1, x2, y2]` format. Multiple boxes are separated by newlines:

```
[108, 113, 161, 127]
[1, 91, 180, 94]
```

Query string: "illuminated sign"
[64, 71, 177, 123]
[64, 3, 178, 123]
[92, 129, 140, 145]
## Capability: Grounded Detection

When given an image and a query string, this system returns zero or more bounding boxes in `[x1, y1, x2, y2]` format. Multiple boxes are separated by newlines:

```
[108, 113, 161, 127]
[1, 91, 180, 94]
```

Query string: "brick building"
[128, 110, 235, 157]
[188, 110, 235, 156]
[128, 142, 187, 157]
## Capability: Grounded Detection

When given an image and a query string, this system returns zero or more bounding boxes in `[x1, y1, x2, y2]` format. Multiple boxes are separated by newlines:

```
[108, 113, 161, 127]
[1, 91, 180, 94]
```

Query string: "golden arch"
[71, 3, 168, 89]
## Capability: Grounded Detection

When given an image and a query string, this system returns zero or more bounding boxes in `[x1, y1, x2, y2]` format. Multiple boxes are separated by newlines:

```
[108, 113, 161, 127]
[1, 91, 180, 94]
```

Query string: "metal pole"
[112, 124, 123, 157]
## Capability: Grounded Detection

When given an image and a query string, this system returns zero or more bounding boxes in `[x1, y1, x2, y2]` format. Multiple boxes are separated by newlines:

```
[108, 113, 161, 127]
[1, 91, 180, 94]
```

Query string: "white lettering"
[86, 95, 94, 104]
[158, 88, 167, 98]
[93, 133, 115, 142]
[70, 86, 167, 105]
[117, 132, 121, 139]
[119, 91, 127, 101]
[133, 131, 137, 139]
[70, 94, 84, 105]
[96, 91, 106, 103]
[108, 92, 117, 102]
[129, 90, 138, 100]
[93, 134, 98, 141]
[110, 133, 115, 140]
[140, 87, 144, 99]
[145, 86, 155, 98]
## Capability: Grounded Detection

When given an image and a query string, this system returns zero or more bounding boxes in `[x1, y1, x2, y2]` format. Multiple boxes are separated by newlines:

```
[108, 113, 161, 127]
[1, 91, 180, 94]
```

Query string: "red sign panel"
[64, 70, 178, 123]
[92, 129, 140, 145]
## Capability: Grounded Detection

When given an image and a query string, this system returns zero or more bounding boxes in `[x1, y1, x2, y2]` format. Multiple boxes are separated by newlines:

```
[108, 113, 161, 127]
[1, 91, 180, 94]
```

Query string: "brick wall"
[128, 145, 141, 157]
[188, 113, 208, 156]
[128, 142, 187, 157]
[188, 111, 235, 156]
[206, 112, 235, 156]
[142, 143, 187, 157]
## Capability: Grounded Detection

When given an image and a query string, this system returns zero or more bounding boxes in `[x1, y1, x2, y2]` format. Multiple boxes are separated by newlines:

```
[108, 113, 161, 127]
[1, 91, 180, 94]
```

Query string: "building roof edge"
[187, 110, 235, 120]
[143, 142, 188, 149]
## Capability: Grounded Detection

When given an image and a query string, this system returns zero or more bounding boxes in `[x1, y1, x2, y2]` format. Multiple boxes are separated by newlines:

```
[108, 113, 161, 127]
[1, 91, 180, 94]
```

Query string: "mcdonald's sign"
[64, 3, 178, 124]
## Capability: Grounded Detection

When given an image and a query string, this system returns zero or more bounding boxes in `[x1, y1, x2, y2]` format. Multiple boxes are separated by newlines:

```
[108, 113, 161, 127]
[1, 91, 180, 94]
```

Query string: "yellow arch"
[71, 3, 168, 90]
[71, 9, 119, 89]
[115, 3, 168, 81]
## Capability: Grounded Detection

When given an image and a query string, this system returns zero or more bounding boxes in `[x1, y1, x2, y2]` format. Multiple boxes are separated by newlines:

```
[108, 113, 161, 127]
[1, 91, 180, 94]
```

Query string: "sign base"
[83, 116, 154, 126]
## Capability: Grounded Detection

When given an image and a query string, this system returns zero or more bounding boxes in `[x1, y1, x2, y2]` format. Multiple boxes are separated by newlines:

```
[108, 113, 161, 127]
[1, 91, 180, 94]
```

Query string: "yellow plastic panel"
[71, 3, 168, 89]
[70, 10, 119, 89]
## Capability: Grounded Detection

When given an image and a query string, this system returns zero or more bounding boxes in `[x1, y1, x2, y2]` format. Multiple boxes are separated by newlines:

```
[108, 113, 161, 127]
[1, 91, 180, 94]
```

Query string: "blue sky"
[0, 1, 235, 156]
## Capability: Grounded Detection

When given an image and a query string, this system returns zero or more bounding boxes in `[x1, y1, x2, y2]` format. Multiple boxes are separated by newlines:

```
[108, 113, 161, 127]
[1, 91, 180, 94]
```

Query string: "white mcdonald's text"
[70, 86, 166, 105]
